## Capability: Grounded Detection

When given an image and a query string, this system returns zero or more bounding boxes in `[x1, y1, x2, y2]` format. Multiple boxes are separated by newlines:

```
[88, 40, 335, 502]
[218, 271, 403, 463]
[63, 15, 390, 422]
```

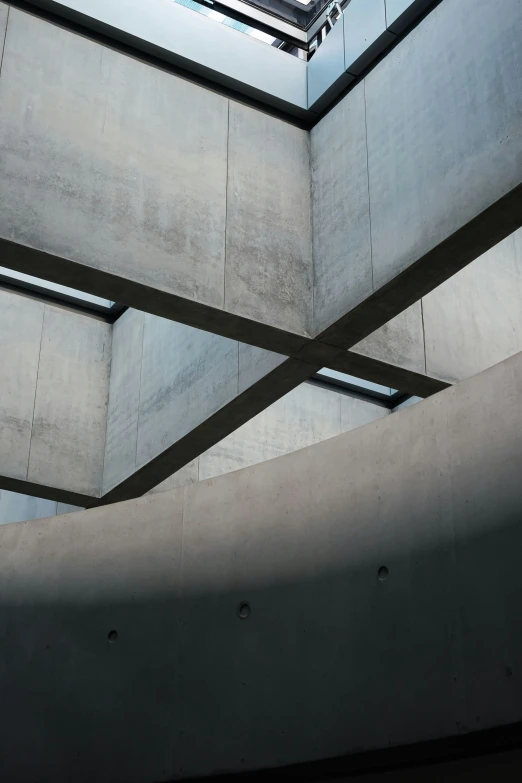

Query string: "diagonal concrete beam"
[1, 0, 522, 506]
[97, 309, 318, 506]
[2, 228, 522, 506]
[0, 285, 320, 506]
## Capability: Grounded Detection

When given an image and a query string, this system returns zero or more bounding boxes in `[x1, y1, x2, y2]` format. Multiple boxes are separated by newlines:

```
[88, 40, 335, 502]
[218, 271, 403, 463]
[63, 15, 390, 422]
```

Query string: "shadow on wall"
[0, 474, 522, 782]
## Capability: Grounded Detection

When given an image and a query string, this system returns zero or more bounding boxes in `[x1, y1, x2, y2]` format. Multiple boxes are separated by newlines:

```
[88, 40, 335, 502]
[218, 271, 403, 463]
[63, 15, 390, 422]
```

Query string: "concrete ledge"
[19, 0, 310, 118]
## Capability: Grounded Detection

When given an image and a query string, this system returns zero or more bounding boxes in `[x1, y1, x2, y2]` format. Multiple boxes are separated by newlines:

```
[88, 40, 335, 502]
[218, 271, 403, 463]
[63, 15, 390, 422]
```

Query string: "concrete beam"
[2, 218, 522, 507]
[1, 0, 522, 505]
[3, 218, 522, 506]
[0, 348, 521, 779]
[0, 286, 320, 506]
[98, 328, 318, 505]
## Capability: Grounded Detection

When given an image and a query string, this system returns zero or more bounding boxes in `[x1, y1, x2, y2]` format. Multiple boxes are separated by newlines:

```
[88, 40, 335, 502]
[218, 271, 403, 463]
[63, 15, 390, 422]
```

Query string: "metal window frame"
[311, 369, 412, 409]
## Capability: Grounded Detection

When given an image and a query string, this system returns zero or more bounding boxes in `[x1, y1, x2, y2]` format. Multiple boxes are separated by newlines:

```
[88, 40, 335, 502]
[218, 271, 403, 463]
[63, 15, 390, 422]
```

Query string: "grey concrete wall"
[102, 311, 278, 496]
[2, 377, 389, 522]
[0, 289, 110, 500]
[0, 5, 313, 346]
[102, 310, 239, 494]
[2, 222, 521, 508]
[27, 0, 308, 115]
[0, 349, 521, 780]
[349, 228, 522, 387]
[103, 313, 388, 495]
[0, 490, 81, 525]
[312, 0, 522, 349]
[2, 0, 520, 372]
[225, 101, 312, 336]
[151, 381, 389, 493]
[0, 2, 7, 50]
[423, 229, 522, 383]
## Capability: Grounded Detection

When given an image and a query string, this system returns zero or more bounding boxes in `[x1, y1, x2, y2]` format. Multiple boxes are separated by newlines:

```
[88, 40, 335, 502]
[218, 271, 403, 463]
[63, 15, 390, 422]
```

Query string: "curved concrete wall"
[0, 349, 521, 780]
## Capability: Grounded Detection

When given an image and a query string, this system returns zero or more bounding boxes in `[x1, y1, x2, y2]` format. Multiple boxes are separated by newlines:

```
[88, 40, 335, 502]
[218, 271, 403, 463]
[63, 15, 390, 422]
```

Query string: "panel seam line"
[26, 305, 45, 481]
[223, 100, 230, 310]
[0, 5, 9, 79]
[363, 79, 374, 292]
[420, 298, 427, 375]
[134, 315, 147, 475]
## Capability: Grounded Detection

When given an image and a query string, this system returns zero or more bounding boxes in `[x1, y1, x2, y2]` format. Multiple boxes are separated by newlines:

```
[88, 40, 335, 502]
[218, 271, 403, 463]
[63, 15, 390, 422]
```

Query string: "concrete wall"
[150, 380, 389, 493]
[0, 3, 312, 344]
[0, 491, 80, 524]
[312, 0, 522, 348]
[103, 310, 240, 494]
[100, 310, 317, 503]
[0, 349, 521, 780]
[350, 228, 522, 385]
[1, 375, 390, 522]
[4, 0, 520, 369]
[0, 289, 110, 500]
[1, 221, 521, 509]
[26, 0, 308, 116]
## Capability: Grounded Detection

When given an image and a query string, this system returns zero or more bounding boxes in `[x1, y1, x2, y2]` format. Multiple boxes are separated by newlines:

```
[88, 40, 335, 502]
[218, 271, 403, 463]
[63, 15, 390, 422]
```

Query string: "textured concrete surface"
[352, 302, 425, 376]
[225, 102, 312, 337]
[0, 290, 110, 500]
[0, 290, 44, 482]
[1, 350, 521, 780]
[0, 490, 82, 525]
[0, 489, 185, 783]
[102, 309, 144, 494]
[3, 219, 522, 506]
[99, 320, 318, 504]
[385, 0, 434, 34]
[365, 0, 522, 292]
[345, 227, 522, 390]
[0, 7, 312, 355]
[1, 0, 520, 371]
[340, 393, 389, 431]
[0, 2, 7, 50]
[0, 7, 228, 309]
[136, 316, 238, 469]
[101, 310, 304, 500]
[1, 0, 522, 508]
[27, 306, 110, 497]
[25, 0, 308, 116]
[237, 344, 286, 395]
[311, 82, 372, 336]
[199, 382, 343, 481]
[313, 0, 522, 351]
[3, 380, 390, 520]
[423, 231, 522, 383]
[0, 490, 56, 526]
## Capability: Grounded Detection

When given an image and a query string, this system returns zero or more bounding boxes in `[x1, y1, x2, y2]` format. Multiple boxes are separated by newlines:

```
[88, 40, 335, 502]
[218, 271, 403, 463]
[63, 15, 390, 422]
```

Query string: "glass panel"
[317, 368, 396, 396]
[0, 267, 115, 311]
[173, 0, 278, 44]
